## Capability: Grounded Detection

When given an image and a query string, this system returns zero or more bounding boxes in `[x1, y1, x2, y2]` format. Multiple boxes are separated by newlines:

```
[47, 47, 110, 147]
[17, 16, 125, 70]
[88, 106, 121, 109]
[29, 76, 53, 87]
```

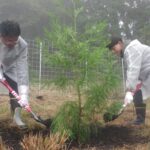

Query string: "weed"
[21, 132, 68, 150]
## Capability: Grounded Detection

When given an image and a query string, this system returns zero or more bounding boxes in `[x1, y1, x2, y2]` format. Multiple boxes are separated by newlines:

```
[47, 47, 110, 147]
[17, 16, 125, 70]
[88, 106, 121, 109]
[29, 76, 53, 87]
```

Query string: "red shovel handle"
[0, 79, 50, 127]
[0, 79, 31, 112]
[0, 79, 21, 100]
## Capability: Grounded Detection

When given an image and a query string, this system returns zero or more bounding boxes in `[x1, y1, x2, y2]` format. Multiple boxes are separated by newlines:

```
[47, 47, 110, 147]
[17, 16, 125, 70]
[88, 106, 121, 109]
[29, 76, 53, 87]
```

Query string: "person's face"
[111, 41, 124, 56]
[1, 36, 19, 48]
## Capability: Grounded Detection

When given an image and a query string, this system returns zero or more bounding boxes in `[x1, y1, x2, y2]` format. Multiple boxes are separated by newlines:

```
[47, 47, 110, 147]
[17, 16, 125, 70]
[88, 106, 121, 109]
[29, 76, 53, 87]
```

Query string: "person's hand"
[18, 85, 30, 110]
[134, 82, 142, 93]
[124, 91, 133, 106]
[18, 94, 29, 108]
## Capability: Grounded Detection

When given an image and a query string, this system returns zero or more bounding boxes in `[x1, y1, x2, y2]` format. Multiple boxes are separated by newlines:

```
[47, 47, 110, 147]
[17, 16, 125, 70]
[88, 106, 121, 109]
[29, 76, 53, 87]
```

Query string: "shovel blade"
[103, 107, 125, 122]
[29, 111, 52, 128]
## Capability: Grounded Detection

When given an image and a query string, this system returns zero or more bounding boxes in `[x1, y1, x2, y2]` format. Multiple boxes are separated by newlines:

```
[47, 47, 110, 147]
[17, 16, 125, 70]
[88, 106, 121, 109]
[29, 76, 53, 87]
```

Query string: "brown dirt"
[79, 103, 150, 150]
[1, 121, 150, 150]
[0, 90, 150, 150]
[0, 118, 51, 150]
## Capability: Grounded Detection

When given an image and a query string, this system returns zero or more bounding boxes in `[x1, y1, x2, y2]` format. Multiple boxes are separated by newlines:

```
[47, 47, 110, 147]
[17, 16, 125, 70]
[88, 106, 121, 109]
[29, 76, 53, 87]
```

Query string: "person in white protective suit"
[107, 36, 150, 125]
[0, 20, 30, 129]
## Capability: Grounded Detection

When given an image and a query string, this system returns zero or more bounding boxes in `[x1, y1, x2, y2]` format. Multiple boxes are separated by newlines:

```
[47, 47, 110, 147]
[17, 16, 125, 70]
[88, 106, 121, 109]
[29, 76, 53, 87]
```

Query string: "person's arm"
[125, 45, 142, 92]
[123, 45, 143, 105]
[16, 46, 29, 107]
[0, 65, 3, 80]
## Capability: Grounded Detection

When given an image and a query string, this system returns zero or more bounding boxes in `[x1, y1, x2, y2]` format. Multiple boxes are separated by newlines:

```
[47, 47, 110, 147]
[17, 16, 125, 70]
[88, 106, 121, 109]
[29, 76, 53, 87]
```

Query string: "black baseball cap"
[106, 36, 122, 50]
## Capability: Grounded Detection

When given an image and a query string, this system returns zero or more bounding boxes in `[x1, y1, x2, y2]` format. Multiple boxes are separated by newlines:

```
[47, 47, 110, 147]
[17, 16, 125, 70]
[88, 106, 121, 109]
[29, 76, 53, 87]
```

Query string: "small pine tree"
[41, 0, 119, 143]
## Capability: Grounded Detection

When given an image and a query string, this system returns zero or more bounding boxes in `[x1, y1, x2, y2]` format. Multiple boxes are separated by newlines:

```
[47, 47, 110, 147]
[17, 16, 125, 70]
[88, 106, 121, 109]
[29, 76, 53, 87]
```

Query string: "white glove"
[18, 85, 29, 108]
[124, 91, 133, 106]
[18, 94, 29, 107]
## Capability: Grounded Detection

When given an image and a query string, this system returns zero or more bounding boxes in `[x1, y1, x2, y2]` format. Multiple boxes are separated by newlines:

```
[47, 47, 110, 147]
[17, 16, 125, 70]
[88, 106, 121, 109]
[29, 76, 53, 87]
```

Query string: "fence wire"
[0, 39, 124, 97]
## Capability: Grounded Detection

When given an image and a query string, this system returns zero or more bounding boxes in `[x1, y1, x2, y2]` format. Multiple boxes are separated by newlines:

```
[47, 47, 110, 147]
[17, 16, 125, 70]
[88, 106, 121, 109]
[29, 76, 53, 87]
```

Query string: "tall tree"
[83, 0, 150, 42]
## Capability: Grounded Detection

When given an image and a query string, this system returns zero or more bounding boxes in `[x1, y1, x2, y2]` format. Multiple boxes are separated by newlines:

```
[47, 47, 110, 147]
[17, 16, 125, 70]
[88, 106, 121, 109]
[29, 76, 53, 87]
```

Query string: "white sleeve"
[16, 47, 29, 86]
[125, 46, 142, 91]
[18, 85, 29, 104]
[0, 64, 4, 80]
[16, 47, 29, 101]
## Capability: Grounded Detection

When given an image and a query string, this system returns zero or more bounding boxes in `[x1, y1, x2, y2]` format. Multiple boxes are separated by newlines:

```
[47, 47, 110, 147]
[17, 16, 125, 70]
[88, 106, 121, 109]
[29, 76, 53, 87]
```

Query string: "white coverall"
[124, 39, 150, 100]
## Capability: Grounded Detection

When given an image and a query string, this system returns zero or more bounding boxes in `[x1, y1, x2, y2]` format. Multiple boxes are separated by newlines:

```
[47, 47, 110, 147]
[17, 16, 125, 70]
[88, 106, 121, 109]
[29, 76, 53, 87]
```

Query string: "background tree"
[83, 0, 150, 42]
[0, 0, 149, 42]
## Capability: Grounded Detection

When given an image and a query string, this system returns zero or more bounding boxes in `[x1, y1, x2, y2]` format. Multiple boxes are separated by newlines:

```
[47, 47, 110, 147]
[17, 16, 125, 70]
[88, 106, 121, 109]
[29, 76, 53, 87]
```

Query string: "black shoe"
[132, 119, 145, 125]
[126, 119, 145, 126]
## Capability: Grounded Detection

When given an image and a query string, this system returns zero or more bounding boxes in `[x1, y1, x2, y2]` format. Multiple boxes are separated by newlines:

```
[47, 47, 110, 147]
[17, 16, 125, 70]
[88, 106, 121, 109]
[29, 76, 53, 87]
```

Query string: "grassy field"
[0, 87, 150, 150]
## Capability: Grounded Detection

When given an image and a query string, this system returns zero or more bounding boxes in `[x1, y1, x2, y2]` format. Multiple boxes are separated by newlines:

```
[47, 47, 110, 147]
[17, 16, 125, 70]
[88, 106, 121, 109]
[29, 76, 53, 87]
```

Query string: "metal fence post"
[39, 42, 42, 95]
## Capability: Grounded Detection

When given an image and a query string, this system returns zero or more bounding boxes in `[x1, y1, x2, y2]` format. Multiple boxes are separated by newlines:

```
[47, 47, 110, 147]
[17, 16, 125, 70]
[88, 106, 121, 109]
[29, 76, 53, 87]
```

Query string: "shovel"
[103, 83, 142, 123]
[103, 103, 127, 122]
[0, 79, 52, 128]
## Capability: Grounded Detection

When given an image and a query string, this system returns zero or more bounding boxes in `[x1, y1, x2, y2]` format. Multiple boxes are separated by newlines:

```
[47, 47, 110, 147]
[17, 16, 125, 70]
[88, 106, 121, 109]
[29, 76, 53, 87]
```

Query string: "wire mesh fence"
[0, 39, 124, 97]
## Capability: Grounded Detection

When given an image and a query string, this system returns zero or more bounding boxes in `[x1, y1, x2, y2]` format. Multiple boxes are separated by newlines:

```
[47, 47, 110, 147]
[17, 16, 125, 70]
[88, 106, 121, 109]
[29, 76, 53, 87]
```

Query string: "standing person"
[107, 36, 150, 125]
[0, 20, 30, 129]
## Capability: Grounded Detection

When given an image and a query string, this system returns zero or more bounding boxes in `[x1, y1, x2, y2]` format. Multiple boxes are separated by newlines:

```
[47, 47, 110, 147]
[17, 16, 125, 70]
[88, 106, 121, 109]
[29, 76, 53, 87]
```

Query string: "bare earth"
[0, 88, 150, 150]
